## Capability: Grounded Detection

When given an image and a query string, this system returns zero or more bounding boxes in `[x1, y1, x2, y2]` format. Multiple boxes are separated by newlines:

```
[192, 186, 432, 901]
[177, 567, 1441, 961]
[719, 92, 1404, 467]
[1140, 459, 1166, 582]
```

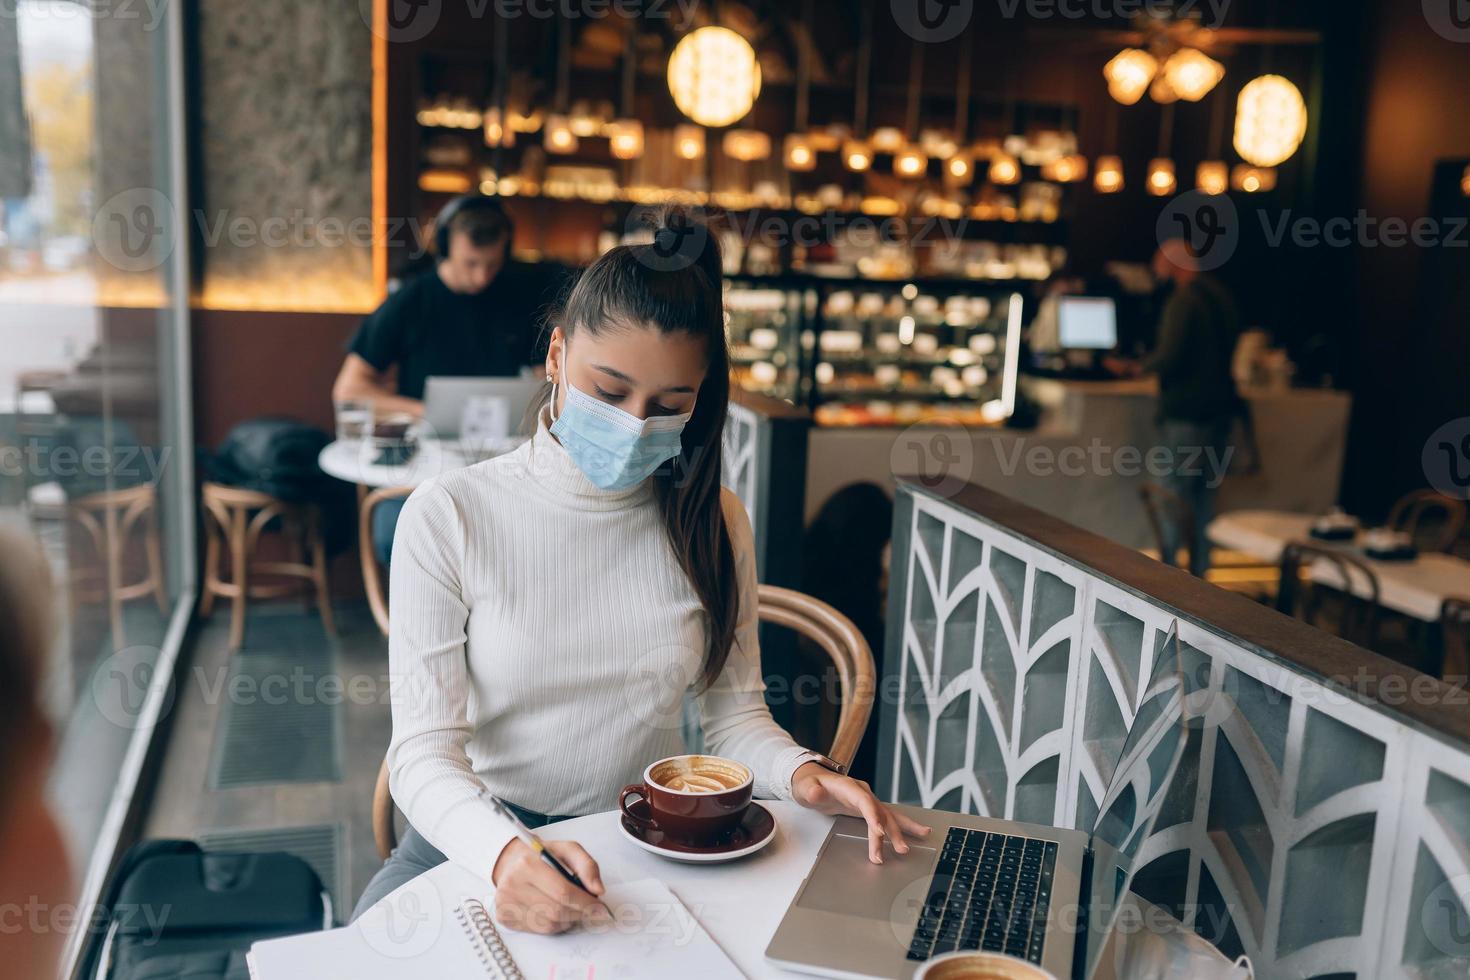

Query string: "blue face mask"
[549, 353, 691, 491]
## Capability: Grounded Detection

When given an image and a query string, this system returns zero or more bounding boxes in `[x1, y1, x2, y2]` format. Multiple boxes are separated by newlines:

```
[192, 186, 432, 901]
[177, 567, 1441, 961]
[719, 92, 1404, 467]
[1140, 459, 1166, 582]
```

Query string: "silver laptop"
[422, 374, 542, 439]
[766, 622, 1189, 980]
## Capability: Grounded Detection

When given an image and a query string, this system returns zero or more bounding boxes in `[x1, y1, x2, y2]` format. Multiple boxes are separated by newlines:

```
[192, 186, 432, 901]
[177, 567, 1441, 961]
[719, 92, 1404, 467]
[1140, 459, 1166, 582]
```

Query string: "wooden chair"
[1276, 541, 1382, 649]
[360, 485, 414, 637]
[371, 583, 876, 859]
[1137, 485, 1275, 595]
[1388, 489, 1467, 553]
[199, 482, 335, 650]
[1440, 597, 1470, 682]
[67, 483, 168, 646]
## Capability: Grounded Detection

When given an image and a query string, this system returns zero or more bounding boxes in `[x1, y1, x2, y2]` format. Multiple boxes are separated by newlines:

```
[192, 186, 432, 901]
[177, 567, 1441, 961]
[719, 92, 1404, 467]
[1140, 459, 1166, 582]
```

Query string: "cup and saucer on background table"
[618, 754, 779, 863]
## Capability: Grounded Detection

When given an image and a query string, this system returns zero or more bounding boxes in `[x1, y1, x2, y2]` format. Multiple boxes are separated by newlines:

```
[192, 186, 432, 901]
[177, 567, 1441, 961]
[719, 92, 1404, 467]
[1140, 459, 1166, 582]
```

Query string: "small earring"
[545, 373, 553, 382]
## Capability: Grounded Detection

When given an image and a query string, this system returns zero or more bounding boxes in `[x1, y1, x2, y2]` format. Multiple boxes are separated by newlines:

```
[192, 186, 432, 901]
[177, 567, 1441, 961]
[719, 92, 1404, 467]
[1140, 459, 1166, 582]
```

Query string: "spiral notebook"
[247, 861, 743, 979]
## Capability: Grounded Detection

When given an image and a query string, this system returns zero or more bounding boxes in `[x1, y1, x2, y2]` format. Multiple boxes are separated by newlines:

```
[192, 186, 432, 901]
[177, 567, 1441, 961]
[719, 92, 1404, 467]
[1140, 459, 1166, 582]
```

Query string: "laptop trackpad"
[795, 833, 938, 920]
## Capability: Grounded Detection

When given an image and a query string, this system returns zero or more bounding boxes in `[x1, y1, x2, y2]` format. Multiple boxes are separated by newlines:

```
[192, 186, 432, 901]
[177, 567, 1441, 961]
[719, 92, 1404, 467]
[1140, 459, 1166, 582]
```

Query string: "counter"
[803, 377, 1351, 549]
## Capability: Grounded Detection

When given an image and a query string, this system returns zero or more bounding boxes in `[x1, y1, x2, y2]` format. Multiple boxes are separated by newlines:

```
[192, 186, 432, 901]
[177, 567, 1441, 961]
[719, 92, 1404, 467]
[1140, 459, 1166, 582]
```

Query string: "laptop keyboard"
[905, 828, 1059, 965]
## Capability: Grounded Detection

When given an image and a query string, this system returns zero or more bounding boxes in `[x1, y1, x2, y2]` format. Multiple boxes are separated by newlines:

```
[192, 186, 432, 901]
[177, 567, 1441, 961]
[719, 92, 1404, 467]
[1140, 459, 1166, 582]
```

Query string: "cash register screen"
[1058, 296, 1118, 350]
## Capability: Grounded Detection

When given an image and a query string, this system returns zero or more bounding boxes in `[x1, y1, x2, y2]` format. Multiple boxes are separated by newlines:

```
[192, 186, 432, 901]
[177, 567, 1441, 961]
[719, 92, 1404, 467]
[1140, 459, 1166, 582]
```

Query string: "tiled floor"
[144, 600, 392, 918]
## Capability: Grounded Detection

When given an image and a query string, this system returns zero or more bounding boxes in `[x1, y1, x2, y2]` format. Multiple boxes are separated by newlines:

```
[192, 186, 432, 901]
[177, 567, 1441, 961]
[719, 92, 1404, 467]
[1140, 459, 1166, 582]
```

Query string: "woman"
[0, 531, 71, 980]
[355, 211, 927, 932]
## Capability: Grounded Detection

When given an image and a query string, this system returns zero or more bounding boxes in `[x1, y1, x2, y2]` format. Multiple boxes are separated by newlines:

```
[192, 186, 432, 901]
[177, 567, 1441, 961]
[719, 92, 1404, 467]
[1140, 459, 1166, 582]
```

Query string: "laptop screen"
[1081, 622, 1189, 978]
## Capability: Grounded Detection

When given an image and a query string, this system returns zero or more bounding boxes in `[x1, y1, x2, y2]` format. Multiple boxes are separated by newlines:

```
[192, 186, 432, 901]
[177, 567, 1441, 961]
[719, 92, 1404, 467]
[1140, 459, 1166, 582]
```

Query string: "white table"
[317, 436, 523, 489]
[354, 803, 1216, 980]
[1208, 509, 1470, 621]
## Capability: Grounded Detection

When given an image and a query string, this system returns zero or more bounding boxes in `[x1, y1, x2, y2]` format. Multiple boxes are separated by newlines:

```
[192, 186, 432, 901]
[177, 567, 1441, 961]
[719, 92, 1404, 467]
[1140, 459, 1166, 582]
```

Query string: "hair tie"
[653, 225, 683, 255]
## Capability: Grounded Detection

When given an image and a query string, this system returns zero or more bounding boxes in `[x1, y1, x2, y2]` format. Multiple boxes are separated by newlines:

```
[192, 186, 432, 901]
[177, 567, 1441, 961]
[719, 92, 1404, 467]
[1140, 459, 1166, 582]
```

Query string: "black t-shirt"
[347, 261, 566, 400]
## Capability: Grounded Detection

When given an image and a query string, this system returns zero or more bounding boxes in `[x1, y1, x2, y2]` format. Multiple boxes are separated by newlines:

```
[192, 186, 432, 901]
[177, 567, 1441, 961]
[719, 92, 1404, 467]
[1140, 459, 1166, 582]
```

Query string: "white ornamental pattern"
[883, 489, 1470, 980]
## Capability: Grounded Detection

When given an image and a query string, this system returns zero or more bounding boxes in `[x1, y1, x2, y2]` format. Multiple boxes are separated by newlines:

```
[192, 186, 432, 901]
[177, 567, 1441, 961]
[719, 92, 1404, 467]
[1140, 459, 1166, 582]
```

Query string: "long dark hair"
[536, 208, 735, 690]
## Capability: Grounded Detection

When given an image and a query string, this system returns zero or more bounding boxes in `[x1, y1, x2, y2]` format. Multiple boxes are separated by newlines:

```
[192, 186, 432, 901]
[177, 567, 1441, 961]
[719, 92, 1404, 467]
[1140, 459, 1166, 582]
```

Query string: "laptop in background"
[765, 622, 1189, 980]
[422, 373, 543, 440]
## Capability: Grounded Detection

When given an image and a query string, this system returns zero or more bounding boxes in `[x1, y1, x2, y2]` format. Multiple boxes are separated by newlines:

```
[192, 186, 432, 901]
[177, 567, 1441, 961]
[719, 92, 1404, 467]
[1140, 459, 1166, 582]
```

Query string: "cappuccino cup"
[913, 951, 1058, 980]
[619, 754, 753, 845]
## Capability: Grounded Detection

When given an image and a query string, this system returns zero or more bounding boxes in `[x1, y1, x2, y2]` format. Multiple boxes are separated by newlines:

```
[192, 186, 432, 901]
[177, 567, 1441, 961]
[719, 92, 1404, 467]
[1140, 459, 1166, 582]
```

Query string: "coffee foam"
[650, 756, 751, 793]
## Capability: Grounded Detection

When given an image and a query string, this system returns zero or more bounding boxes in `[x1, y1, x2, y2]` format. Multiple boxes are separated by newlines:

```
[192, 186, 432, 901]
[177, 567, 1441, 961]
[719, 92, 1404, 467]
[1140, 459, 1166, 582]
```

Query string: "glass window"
[0, 1, 191, 973]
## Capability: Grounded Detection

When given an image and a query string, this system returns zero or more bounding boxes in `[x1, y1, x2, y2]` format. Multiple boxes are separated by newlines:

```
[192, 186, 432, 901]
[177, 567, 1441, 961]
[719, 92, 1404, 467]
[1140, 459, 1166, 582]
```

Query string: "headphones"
[433, 194, 514, 259]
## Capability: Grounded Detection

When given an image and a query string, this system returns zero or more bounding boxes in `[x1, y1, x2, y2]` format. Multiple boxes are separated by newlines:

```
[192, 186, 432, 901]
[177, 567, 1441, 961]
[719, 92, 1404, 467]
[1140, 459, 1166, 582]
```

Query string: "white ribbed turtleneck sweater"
[386, 408, 817, 877]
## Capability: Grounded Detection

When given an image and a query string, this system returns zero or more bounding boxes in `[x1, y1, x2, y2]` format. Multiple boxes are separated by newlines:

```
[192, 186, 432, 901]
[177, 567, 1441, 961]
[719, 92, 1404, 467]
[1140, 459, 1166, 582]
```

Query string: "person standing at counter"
[1108, 237, 1241, 576]
[332, 194, 565, 563]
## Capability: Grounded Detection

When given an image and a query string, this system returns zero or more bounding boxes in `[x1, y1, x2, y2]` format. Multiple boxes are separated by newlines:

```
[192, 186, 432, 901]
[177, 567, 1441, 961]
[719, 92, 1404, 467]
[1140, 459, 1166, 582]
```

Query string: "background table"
[318, 436, 523, 489]
[1208, 509, 1470, 621]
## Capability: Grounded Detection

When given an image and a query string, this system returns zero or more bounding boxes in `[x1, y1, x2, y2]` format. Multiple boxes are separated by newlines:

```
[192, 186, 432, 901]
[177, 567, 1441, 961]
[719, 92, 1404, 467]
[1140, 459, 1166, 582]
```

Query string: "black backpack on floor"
[89, 839, 329, 980]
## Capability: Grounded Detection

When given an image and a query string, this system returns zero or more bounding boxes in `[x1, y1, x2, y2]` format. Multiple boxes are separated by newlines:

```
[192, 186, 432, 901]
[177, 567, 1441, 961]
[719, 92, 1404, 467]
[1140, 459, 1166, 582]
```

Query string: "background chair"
[1276, 540, 1381, 649]
[359, 485, 414, 636]
[1387, 489, 1467, 553]
[199, 482, 335, 650]
[1440, 597, 1470, 681]
[371, 583, 876, 859]
[67, 483, 168, 645]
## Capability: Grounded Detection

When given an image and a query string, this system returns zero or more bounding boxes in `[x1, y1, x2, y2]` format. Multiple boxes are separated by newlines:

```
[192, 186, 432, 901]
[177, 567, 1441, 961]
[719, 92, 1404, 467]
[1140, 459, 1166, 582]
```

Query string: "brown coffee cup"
[913, 951, 1058, 980]
[619, 754, 753, 846]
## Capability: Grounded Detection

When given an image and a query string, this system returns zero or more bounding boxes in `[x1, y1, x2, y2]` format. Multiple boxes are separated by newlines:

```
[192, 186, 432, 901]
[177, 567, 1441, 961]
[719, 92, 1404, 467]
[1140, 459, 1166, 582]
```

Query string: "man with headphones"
[332, 194, 564, 418]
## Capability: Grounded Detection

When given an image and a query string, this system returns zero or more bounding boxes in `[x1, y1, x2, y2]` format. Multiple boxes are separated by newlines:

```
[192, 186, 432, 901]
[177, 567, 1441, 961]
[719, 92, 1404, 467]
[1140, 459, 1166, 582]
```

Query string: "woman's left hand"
[790, 762, 931, 863]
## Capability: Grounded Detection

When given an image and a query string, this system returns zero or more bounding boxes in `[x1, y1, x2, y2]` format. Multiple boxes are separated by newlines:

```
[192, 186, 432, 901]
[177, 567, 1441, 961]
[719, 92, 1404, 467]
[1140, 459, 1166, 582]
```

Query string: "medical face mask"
[549, 349, 692, 491]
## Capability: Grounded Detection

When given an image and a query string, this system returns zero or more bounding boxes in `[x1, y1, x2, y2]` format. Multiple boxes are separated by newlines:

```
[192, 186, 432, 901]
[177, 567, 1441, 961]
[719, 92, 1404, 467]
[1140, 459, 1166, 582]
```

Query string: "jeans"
[351, 801, 572, 922]
[1157, 418, 1232, 578]
[371, 497, 406, 568]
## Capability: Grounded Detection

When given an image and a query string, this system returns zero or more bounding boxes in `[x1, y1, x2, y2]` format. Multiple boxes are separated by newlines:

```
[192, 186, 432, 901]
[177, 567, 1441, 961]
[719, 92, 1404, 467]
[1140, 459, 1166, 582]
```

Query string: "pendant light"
[942, 32, 973, 188]
[545, 16, 578, 154]
[1104, 48, 1157, 106]
[1147, 104, 1176, 196]
[673, 124, 706, 160]
[1094, 155, 1124, 193]
[1161, 48, 1225, 102]
[668, 26, 761, 127]
[1195, 86, 1228, 194]
[843, 0, 874, 172]
[1234, 74, 1307, 167]
[1093, 98, 1123, 193]
[607, 20, 644, 160]
[1231, 164, 1277, 192]
[784, 0, 818, 171]
[892, 37, 927, 177]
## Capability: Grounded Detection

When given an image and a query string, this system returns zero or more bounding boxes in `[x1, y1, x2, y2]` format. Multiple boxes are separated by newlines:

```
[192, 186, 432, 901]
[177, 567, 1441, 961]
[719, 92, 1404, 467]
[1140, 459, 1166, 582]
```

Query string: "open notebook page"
[249, 861, 743, 979]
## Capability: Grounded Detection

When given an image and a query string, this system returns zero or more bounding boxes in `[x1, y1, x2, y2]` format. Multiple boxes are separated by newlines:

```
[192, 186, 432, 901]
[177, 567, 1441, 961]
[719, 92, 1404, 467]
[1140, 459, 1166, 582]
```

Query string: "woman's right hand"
[490, 838, 608, 934]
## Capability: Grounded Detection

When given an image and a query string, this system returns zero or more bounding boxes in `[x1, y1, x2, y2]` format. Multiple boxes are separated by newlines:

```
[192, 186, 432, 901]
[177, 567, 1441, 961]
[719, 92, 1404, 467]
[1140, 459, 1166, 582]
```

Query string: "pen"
[483, 792, 592, 894]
